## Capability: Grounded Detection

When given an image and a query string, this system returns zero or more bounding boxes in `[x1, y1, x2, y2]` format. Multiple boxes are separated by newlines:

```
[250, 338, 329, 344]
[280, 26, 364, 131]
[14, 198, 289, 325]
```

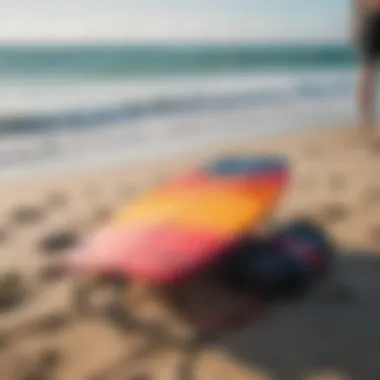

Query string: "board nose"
[204, 155, 288, 178]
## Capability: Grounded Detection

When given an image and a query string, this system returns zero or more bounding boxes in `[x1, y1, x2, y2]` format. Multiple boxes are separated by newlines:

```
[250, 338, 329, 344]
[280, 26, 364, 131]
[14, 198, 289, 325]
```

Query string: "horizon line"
[0, 38, 347, 47]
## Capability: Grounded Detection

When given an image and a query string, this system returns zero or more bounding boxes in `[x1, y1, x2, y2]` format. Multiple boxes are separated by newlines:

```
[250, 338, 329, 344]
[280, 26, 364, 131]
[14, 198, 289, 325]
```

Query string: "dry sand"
[1, 125, 380, 380]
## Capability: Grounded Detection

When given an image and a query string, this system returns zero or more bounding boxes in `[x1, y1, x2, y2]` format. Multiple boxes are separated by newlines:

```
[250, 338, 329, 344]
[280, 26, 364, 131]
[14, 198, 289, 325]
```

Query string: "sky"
[0, 0, 349, 43]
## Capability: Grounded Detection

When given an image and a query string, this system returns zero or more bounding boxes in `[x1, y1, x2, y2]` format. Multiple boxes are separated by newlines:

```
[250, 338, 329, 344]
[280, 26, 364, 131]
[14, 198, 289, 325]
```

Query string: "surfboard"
[68, 155, 290, 284]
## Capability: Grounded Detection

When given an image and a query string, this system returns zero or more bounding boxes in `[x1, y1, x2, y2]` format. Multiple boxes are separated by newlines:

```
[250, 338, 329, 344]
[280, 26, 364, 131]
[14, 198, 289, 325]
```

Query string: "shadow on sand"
[210, 249, 380, 380]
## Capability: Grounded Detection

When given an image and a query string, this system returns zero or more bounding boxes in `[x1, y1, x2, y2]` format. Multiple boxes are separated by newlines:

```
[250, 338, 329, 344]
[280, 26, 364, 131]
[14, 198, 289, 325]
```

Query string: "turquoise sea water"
[0, 43, 359, 179]
[0, 43, 357, 79]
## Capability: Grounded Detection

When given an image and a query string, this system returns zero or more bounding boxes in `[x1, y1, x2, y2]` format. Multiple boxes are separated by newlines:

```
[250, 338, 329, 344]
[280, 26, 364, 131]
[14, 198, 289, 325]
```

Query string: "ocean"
[0, 43, 360, 180]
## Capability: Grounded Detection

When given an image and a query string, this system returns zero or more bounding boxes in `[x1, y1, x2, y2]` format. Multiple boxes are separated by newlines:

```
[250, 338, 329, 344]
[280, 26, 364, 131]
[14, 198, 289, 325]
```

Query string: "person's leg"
[357, 60, 376, 138]
[356, 12, 380, 141]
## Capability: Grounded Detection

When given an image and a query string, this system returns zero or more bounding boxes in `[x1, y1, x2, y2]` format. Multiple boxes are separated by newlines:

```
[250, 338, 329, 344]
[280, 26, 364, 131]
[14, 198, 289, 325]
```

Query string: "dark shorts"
[360, 11, 380, 63]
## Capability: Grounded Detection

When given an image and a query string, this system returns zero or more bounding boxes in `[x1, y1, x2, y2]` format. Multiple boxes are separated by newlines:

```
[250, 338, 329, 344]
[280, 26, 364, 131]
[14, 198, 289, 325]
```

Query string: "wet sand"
[1, 125, 380, 380]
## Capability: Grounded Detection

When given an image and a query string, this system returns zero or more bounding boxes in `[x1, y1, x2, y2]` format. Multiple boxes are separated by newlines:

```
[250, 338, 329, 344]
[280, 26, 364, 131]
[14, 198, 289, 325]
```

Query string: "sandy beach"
[1, 124, 380, 380]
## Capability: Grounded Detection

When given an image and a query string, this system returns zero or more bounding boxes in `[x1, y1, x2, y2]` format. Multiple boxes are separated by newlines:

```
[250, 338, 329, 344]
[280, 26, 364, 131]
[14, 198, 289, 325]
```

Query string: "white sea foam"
[0, 69, 358, 180]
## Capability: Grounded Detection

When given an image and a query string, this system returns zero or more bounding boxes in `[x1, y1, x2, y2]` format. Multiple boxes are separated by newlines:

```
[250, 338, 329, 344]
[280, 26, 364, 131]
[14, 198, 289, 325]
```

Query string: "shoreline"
[0, 122, 350, 186]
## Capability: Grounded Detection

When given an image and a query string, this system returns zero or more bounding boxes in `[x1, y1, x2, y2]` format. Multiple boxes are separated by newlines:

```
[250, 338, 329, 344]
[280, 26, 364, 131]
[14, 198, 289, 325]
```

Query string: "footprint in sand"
[0, 270, 28, 312]
[37, 263, 68, 284]
[0, 229, 9, 245]
[16, 348, 62, 380]
[39, 230, 78, 256]
[319, 203, 349, 225]
[10, 205, 44, 226]
[2, 312, 72, 352]
[93, 207, 111, 224]
[33, 312, 73, 335]
[39, 349, 62, 369]
[46, 192, 67, 208]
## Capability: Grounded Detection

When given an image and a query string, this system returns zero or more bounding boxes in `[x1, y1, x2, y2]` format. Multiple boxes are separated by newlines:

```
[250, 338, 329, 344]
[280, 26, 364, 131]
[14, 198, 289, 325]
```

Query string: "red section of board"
[68, 222, 232, 283]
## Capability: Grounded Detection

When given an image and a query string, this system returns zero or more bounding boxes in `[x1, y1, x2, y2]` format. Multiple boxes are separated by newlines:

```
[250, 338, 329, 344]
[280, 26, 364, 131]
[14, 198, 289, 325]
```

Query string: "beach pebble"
[39, 230, 78, 255]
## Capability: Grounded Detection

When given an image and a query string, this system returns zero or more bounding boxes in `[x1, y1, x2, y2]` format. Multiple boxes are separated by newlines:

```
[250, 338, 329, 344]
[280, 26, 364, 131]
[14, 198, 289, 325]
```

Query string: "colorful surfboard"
[68, 155, 290, 284]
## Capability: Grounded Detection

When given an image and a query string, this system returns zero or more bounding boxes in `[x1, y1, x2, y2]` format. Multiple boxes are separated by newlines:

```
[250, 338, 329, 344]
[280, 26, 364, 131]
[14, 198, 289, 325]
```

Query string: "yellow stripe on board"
[113, 188, 261, 235]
